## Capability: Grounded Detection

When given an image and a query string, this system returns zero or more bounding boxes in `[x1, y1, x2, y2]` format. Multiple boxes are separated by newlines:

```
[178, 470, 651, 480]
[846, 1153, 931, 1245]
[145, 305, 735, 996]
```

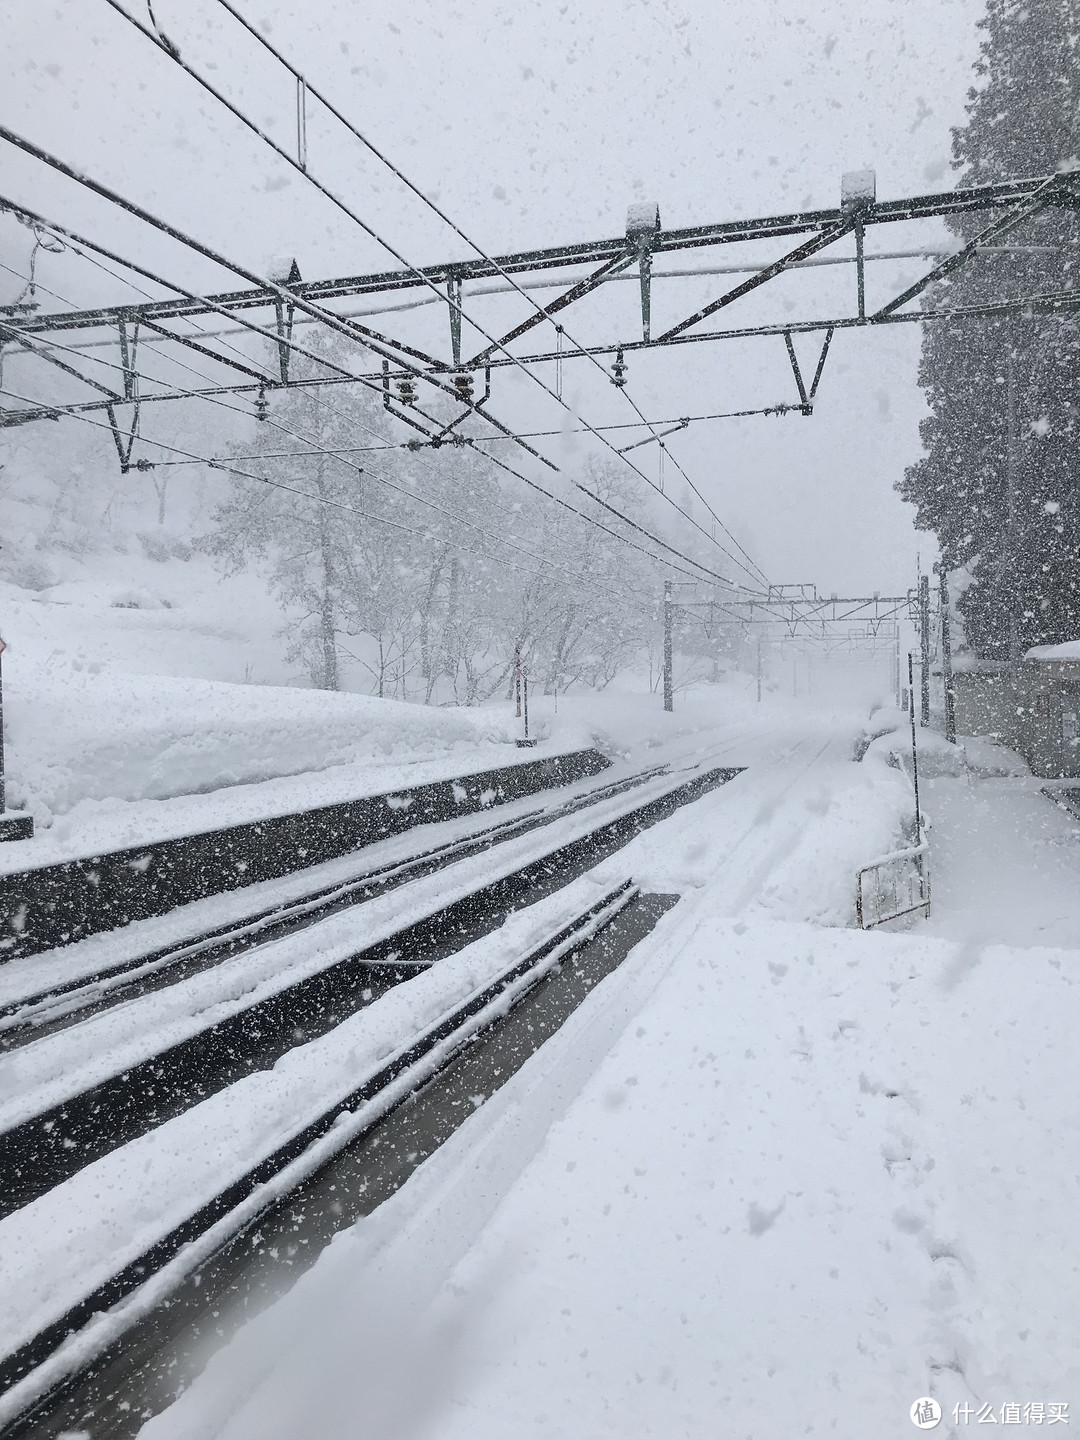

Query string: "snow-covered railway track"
[0, 881, 671, 1438]
[0, 760, 673, 1048]
[0, 761, 742, 1218]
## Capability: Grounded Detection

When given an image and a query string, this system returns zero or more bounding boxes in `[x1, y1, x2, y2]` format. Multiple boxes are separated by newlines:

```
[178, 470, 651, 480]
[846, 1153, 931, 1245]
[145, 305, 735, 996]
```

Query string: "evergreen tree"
[899, 0, 1080, 658]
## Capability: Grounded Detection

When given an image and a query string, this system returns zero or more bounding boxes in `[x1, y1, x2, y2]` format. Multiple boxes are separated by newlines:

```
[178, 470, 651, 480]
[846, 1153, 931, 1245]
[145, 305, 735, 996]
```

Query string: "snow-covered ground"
[0, 562, 855, 868]
[6, 548, 1066, 1440]
[110, 721, 1080, 1440]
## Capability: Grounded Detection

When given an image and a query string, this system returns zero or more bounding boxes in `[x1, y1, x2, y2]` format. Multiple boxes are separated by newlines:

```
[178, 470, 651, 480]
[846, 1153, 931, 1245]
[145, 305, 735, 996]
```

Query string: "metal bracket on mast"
[446, 272, 463, 367]
[626, 201, 661, 343]
[840, 170, 876, 321]
[782, 327, 834, 414]
[110, 310, 145, 470]
[617, 417, 689, 454]
[273, 299, 295, 384]
[268, 258, 301, 385]
[105, 399, 144, 472]
[425, 367, 493, 445]
[117, 312, 140, 401]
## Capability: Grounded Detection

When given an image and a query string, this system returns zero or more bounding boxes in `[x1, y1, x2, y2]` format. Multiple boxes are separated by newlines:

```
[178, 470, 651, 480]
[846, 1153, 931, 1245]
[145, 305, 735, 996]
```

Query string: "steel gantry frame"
[2, 161, 1079, 443]
[671, 583, 920, 637]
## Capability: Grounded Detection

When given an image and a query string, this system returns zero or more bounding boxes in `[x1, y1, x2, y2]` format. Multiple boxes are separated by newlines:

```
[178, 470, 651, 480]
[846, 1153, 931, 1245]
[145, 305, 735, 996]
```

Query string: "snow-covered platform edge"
[0, 747, 609, 962]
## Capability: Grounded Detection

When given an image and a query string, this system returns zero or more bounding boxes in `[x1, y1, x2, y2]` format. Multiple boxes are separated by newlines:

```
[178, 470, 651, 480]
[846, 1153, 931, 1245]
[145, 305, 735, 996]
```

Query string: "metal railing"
[856, 839, 931, 928]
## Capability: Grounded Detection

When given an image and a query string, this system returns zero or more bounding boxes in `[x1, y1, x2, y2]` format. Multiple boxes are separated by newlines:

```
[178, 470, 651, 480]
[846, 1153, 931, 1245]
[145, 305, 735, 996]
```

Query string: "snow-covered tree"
[205, 333, 661, 699]
[899, 0, 1080, 658]
[204, 343, 380, 690]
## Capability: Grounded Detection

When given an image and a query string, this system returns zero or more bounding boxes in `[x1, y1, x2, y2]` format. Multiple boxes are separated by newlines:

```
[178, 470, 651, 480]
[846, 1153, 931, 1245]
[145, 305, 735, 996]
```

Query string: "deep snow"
[115, 729, 1080, 1440]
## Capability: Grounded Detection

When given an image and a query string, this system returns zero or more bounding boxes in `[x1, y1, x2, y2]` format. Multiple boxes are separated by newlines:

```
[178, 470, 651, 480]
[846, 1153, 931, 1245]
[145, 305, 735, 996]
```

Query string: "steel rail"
[0, 880, 644, 1426]
[0, 761, 743, 1218]
[0, 760, 674, 1045]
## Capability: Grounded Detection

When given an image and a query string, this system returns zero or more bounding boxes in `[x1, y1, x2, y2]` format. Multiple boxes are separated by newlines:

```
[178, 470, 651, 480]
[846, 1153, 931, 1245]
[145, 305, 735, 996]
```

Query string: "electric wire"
[204, 0, 769, 584]
[95, 1, 768, 586]
[0, 166, 746, 591]
[2, 247, 735, 611]
[4, 244, 801, 443]
[0, 231, 744, 599]
[0, 191, 741, 594]
[144, 406, 802, 466]
[0, 378, 661, 612]
[0, 285, 667, 610]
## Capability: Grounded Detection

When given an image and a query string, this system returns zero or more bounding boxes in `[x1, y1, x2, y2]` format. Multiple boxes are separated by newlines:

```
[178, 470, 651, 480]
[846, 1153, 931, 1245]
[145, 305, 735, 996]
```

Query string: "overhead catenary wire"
[0, 228, 748, 598]
[1, 258, 738, 609]
[0, 378, 662, 612]
[0, 166, 750, 592]
[204, 0, 768, 583]
[0, 185, 744, 591]
[0, 286, 675, 609]
[142, 405, 803, 466]
[2, 336, 732, 596]
[92, 2, 768, 587]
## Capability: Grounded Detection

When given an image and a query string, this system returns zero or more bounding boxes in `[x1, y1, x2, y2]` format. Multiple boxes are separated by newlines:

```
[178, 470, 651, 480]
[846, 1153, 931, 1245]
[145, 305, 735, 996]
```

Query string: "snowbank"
[0, 571, 522, 829]
[1025, 639, 1080, 662]
[587, 732, 915, 929]
[5, 667, 517, 820]
[864, 723, 967, 777]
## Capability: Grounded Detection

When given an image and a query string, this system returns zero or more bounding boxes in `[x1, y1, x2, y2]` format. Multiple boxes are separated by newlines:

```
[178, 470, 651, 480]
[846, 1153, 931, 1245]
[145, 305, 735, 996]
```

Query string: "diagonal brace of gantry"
[656, 219, 856, 342]
[872, 174, 1067, 319]
[136, 316, 274, 385]
[466, 251, 637, 366]
[0, 320, 122, 400]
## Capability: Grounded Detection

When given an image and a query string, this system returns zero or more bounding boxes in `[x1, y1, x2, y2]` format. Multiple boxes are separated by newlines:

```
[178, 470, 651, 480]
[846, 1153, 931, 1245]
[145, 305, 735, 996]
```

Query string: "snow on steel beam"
[5, 173, 1070, 340]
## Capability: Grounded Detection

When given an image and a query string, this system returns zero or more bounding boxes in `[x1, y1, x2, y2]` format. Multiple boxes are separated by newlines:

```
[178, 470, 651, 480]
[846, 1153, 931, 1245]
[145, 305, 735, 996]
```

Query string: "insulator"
[611, 347, 627, 389]
[255, 386, 269, 421]
[452, 373, 474, 400]
[395, 377, 418, 406]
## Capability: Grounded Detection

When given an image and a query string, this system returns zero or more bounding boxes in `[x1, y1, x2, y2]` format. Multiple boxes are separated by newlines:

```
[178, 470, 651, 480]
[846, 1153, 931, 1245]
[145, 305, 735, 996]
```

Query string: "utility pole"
[514, 643, 522, 718]
[908, 653, 923, 845]
[756, 632, 763, 702]
[663, 580, 673, 712]
[939, 566, 956, 744]
[918, 573, 931, 726]
[1006, 328, 1021, 690]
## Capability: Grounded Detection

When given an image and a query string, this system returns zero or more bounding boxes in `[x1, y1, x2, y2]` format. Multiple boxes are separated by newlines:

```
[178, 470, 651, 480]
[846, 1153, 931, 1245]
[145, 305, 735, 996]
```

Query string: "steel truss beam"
[673, 587, 917, 637]
[8, 173, 1069, 337]
[2, 171, 1077, 437]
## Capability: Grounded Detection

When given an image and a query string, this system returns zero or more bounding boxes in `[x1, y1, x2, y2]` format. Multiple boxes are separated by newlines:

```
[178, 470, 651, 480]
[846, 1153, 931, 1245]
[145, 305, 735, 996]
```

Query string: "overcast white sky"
[2, 0, 991, 593]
